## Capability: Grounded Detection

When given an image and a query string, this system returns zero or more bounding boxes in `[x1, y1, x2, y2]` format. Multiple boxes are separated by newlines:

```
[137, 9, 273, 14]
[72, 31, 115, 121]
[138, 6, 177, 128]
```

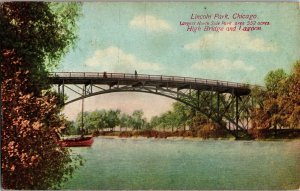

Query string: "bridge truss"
[49, 72, 253, 138]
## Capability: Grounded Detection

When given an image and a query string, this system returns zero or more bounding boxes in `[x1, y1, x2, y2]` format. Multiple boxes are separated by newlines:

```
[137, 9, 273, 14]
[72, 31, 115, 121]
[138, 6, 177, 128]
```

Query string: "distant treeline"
[64, 109, 147, 135]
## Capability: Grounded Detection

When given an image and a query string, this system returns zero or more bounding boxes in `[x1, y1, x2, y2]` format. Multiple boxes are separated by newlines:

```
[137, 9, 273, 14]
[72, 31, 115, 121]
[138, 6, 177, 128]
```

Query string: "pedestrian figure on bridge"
[134, 70, 137, 79]
[103, 71, 107, 78]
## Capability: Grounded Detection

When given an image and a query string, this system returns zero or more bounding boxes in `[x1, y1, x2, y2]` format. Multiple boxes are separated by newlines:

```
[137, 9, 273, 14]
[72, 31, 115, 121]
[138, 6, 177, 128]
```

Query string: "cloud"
[130, 15, 172, 32]
[85, 46, 162, 72]
[184, 32, 277, 52]
[191, 59, 255, 72]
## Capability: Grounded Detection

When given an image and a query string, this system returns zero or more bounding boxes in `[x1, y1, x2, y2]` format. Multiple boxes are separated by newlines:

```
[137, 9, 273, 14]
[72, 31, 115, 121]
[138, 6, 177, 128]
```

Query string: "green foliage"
[130, 110, 146, 130]
[106, 109, 121, 131]
[61, 120, 77, 135]
[251, 61, 300, 130]
[75, 110, 107, 133]
[149, 101, 192, 132]
[72, 109, 147, 133]
[283, 61, 300, 128]
[119, 113, 131, 130]
[172, 102, 192, 127]
[1, 2, 82, 189]
[1, 2, 81, 90]
[264, 69, 288, 94]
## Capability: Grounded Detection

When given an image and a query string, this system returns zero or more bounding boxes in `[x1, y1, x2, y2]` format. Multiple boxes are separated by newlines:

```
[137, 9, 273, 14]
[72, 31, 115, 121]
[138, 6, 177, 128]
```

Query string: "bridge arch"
[49, 72, 252, 138]
[64, 88, 194, 108]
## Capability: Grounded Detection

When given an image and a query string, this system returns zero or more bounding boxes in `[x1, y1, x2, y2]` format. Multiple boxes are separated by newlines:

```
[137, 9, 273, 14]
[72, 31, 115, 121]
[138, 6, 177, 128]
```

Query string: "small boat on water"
[59, 135, 94, 147]
[59, 97, 94, 147]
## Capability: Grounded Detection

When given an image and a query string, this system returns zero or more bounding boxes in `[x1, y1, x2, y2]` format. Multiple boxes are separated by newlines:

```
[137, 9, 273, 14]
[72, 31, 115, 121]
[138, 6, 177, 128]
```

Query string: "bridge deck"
[48, 72, 251, 96]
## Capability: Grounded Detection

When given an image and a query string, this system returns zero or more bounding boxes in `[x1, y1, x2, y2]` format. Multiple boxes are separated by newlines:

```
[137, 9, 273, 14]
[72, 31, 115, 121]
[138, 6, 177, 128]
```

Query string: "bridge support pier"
[235, 95, 239, 137]
[57, 83, 65, 105]
[81, 84, 86, 134]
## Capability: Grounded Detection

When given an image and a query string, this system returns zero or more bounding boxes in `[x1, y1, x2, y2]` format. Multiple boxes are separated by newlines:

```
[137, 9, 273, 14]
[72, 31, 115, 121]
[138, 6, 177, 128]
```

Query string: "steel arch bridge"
[48, 72, 253, 139]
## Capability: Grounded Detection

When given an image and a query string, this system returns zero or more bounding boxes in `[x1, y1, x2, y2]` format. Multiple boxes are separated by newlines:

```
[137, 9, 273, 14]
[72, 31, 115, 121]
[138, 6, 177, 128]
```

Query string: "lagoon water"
[62, 137, 299, 190]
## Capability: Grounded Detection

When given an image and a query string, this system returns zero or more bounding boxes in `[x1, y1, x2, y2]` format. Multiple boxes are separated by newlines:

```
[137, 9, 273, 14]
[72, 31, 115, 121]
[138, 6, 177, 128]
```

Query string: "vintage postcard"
[1, 1, 299, 190]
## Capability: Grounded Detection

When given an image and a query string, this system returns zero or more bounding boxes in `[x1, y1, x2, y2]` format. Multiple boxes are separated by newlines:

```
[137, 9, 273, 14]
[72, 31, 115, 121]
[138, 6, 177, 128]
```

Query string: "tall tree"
[251, 62, 300, 131]
[264, 69, 288, 94]
[1, 2, 81, 189]
[149, 102, 191, 131]
[251, 69, 288, 129]
[282, 61, 300, 128]
[106, 109, 121, 131]
[119, 113, 130, 131]
[129, 110, 146, 130]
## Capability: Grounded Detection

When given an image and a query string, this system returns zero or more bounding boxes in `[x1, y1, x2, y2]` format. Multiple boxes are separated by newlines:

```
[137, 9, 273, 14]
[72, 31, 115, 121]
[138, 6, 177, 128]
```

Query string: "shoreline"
[93, 135, 300, 142]
[89, 129, 300, 141]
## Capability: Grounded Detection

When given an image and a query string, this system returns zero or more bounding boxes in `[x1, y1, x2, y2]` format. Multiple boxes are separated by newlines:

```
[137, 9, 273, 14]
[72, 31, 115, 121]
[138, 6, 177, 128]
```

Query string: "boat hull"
[59, 136, 94, 147]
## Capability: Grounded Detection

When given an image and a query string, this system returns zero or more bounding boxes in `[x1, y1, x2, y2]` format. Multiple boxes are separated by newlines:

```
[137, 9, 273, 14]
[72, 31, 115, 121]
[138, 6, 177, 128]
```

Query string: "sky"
[59, 2, 300, 121]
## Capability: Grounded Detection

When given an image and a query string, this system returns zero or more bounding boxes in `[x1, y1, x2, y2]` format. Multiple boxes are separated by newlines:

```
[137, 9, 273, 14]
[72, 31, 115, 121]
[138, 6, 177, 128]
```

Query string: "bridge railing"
[49, 72, 249, 88]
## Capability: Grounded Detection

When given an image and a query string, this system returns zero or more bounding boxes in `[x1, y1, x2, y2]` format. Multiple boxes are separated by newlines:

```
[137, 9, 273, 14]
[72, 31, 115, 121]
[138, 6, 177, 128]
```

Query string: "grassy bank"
[91, 129, 300, 140]
[93, 129, 232, 139]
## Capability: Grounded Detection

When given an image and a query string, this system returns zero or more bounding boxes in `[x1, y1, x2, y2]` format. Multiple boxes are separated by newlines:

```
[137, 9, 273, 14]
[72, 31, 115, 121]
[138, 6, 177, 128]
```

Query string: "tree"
[74, 109, 124, 133]
[264, 69, 288, 94]
[251, 61, 300, 133]
[1, 2, 80, 89]
[105, 109, 121, 131]
[129, 110, 146, 130]
[158, 112, 169, 132]
[172, 102, 192, 131]
[61, 120, 76, 135]
[251, 69, 288, 130]
[149, 116, 161, 130]
[1, 2, 81, 189]
[119, 113, 130, 131]
[75, 111, 97, 134]
[149, 102, 191, 132]
[282, 61, 300, 128]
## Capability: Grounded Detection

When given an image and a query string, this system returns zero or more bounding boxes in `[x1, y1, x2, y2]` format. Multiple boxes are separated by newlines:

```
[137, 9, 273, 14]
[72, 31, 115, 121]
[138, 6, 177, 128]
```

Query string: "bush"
[197, 123, 228, 139]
